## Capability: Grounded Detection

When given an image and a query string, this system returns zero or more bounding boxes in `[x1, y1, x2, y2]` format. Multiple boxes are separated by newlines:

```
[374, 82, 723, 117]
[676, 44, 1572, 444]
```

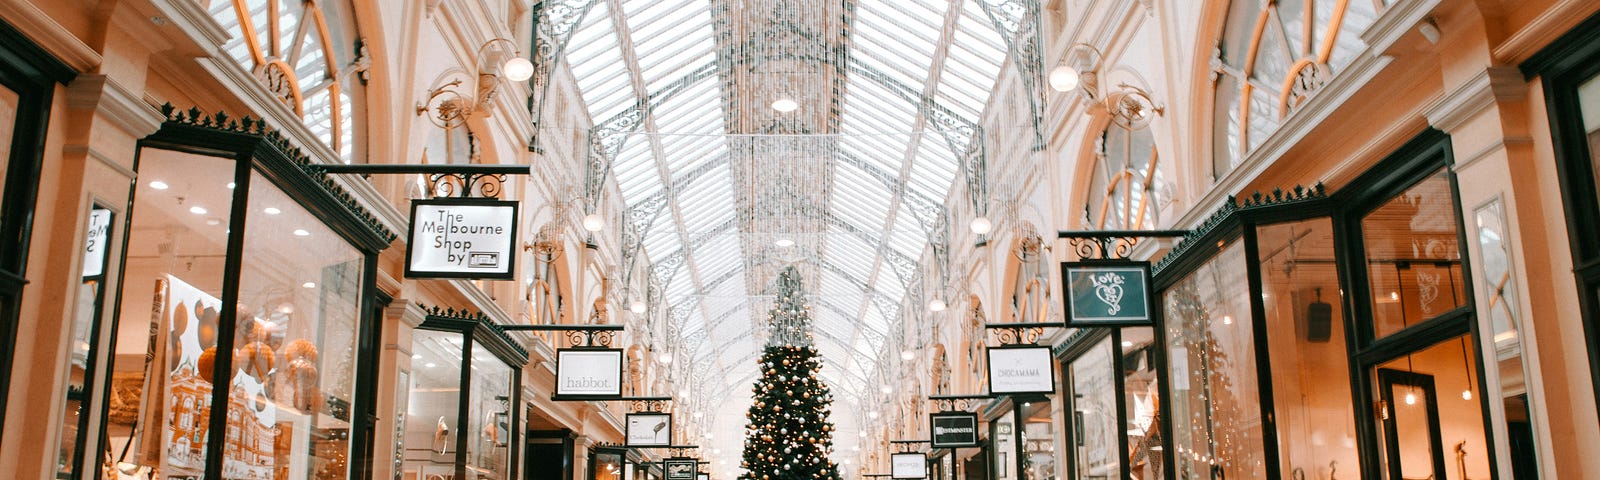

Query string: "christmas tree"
[738, 266, 841, 480]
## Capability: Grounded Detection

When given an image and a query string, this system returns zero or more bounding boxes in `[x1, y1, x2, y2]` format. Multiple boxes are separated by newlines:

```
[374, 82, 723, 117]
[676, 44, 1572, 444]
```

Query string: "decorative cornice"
[1360, 0, 1443, 56]
[418, 303, 532, 361]
[149, 0, 231, 52]
[0, 0, 100, 72]
[158, 104, 400, 244]
[1423, 66, 1525, 134]
[66, 75, 164, 137]
[1153, 184, 1327, 275]
[385, 300, 429, 329]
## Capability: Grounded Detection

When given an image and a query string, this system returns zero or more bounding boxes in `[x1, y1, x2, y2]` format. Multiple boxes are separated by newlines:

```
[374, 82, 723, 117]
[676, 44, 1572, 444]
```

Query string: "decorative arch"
[1084, 121, 1167, 230]
[1003, 223, 1051, 324]
[1209, 0, 1382, 178]
[525, 223, 572, 325]
[210, 0, 367, 162]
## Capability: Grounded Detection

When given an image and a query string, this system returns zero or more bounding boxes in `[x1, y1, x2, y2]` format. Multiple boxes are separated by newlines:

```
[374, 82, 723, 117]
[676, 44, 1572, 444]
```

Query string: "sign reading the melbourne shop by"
[554, 348, 623, 400]
[929, 412, 979, 448]
[406, 198, 518, 279]
[891, 453, 927, 479]
[1061, 261, 1152, 326]
[986, 346, 1055, 395]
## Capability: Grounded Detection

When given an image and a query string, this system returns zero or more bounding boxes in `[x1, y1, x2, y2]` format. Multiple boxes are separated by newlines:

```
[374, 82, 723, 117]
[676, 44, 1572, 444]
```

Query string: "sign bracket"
[500, 323, 623, 348]
[315, 163, 531, 200]
[927, 395, 991, 412]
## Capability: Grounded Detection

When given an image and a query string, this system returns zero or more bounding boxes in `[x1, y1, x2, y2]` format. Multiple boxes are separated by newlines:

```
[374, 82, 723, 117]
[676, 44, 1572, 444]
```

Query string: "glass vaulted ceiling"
[564, 0, 1009, 407]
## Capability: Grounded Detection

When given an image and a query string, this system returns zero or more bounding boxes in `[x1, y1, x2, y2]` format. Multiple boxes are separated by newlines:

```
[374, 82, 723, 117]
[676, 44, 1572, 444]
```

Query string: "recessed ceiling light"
[206, 218, 221, 226]
[293, 229, 310, 237]
[774, 238, 795, 248]
[189, 206, 207, 215]
[149, 181, 169, 190]
[264, 207, 282, 215]
[1122, 341, 1134, 347]
[302, 282, 316, 289]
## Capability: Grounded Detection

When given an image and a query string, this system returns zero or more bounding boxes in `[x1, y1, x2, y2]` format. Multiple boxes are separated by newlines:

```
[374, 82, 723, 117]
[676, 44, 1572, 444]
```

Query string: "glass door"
[1377, 369, 1445, 480]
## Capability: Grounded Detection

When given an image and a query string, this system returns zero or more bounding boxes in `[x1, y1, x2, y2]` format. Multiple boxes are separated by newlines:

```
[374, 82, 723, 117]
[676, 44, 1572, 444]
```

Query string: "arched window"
[1211, 0, 1383, 178]
[210, 0, 364, 162]
[1086, 124, 1166, 230]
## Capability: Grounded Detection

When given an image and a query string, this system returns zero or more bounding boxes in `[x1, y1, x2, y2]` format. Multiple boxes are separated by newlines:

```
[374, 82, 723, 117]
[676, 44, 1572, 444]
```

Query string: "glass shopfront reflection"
[1067, 339, 1116, 479]
[400, 315, 522, 480]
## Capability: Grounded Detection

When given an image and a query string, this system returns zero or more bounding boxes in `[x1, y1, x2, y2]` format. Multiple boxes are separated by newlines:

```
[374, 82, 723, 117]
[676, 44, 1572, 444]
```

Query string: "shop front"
[94, 110, 394, 480]
[398, 309, 527, 480]
[1052, 130, 1521, 479]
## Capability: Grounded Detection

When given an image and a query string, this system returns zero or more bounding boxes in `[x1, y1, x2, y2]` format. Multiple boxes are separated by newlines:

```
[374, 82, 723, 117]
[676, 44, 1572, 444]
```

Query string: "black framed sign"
[1060, 261, 1153, 326]
[626, 412, 673, 446]
[405, 198, 519, 279]
[928, 412, 979, 448]
[553, 348, 624, 400]
[697, 473, 709, 480]
[986, 346, 1055, 395]
[664, 459, 697, 480]
[891, 453, 927, 479]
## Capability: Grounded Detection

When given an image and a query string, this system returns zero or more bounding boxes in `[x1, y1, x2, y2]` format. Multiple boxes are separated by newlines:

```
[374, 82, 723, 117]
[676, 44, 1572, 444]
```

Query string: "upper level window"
[1085, 124, 1166, 230]
[1211, 0, 1383, 178]
[210, 0, 363, 162]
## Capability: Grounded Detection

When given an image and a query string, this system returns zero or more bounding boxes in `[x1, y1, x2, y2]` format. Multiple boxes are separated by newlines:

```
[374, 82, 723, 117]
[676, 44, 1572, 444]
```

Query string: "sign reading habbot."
[406, 198, 518, 279]
[1060, 261, 1153, 326]
[553, 348, 624, 400]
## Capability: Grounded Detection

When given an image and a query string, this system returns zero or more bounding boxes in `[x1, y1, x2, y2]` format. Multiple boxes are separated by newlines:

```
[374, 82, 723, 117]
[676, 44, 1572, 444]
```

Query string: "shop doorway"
[525, 430, 574, 480]
[1378, 369, 1446, 480]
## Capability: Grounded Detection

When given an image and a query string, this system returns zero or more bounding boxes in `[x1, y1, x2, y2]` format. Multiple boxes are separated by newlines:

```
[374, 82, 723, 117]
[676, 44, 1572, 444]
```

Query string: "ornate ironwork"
[1152, 184, 1328, 274]
[626, 396, 673, 412]
[499, 323, 624, 348]
[928, 395, 992, 412]
[890, 440, 930, 453]
[428, 172, 507, 199]
[973, 0, 1045, 151]
[418, 305, 533, 360]
[984, 322, 1059, 345]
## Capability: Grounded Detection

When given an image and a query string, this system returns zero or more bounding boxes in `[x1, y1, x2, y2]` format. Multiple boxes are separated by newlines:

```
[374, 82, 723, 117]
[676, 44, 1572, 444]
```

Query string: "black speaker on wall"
[1306, 300, 1333, 343]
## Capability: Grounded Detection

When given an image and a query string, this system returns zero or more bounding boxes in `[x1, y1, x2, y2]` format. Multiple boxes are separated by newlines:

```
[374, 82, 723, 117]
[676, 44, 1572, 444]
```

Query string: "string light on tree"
[739, 266, 841, 480]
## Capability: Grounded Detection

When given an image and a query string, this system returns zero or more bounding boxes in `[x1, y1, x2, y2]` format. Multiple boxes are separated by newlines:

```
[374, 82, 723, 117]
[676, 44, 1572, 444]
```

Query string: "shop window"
[991, 409, 1016, 480]
[1085, 125, 1165, 230]
[1373, 335, 1490, 480]
[1067, 339, 1116, 479]
[1255, 218, 1358, 479]
[401, 316, 522, 480]
[1472, 198, 1540, 478]
[1360, 169, 1467, 339]
[592, 449, 625, 480]
[1120, 328, 1162, 479]
[1162, 240, 1265, 479]
[1017, 400, 1056, 480]
[1210, 0, 1381, 178]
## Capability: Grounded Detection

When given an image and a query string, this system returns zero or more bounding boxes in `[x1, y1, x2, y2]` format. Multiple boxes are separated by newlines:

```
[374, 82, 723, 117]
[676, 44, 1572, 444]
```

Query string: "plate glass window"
[1362, 169, 1467, 338]
[1068, 338, 1116, 479]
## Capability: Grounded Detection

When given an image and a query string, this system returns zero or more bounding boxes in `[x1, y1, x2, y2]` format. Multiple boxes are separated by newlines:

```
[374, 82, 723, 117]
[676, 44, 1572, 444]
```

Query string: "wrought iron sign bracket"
[983, 322, 1065, 346]
[928, 394, 992, 412]
[500, 323, 624, 347]
[315, 163, 532, 200]
[1056, 229, 1188, 261]
[890, 440, 930, 453]
[623, 395, 673, 412]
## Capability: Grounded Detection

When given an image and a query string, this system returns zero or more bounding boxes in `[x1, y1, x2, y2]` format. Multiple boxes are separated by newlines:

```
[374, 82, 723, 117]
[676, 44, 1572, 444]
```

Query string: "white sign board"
[986, 347, 1055, 395]
[626, 413, 673, 446]
[555, 349, 624, 399]
[83, 208, 112, 278]
[891, 453, 927, 479]
[406, 199, 518, 279]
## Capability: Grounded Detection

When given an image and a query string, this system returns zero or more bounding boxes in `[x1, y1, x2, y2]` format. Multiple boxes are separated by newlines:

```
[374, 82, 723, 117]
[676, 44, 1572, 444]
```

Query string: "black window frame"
[1521, 9, 1600, 423]
[413, 311, 528, 480]
[0, 18, 75, 438]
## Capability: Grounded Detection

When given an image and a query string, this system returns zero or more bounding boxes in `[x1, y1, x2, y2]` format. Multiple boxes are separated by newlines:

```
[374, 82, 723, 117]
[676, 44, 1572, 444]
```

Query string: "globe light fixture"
[775, 238, 796, 248]
[582, 213, 605, 232]
[969, 216, 992, 235]
[630, 300, 647, 314]
[900, 350, 915, 361]
[928, 298, 947, 312]
[503, 56, 535, 82]
[1048, 65, 1080, 92]
[771, 95, 799, 113]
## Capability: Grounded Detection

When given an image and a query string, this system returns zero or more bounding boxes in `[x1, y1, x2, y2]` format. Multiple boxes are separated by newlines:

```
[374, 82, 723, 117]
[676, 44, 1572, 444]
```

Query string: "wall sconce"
[1048, 43, 1103, 96]
[417, 37, 533, 124]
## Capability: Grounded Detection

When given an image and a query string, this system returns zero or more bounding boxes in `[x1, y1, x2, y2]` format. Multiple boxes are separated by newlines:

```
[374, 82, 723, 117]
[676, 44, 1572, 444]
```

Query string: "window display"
[1163, 240, 1265, 479]
[1017, 400, 1056, 480]
[1067, 339, 1116, 479]
[401, 316, 522, 480]
[1119, 328, 1161, 480]
[1256, 218, 1358, 479]
[1374, 336, 1490, 480]
[1362, 169, 1467, 338]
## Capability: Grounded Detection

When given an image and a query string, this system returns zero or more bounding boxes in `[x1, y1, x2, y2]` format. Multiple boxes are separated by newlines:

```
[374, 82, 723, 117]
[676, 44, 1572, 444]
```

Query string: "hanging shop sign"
[1060, 261, 1153, 326]
[626, 412, 673, 447]
[986, 346, 1055, 395]
[891, 453, 927, 479]
[82, 207, 113, 278]
[697, 473, 708, 480]
[928, 412, 979, 448]
[405, 198, 518, 279]
[664, 459, 698, 480]
[554, 348, 624, 400]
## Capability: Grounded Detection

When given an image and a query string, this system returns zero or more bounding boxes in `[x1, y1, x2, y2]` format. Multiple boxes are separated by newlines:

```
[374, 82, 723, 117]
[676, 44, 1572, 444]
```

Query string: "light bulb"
[630, 300, 647, 314]
[1404, 392, 1417, 405]
[928, 298, 946, 312]
[775, 238, 795, 248]
[1048, 65, 1080, 92]
[771, 96, 799, 113]
[189, 206, 207, 215]
[880, 385, 892, 394]
[293, 229, 311, 237]
[1222, 315, 1233, 325]
[1390, 291, 1400, 301]
[582, 213, 605, 232]
[1462, 390, 1473, 400]
[263, 207, 282, 215]
[503, 56, 534, 82]
[969, 216, 992, 235]
[149, 180, 170, 190]
[900, 350, 915, 361]
[868, 411, 879, 419]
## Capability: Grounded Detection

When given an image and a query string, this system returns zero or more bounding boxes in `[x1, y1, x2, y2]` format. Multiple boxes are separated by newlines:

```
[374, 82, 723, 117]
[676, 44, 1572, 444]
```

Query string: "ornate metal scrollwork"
[429, 172, 507, 199]
[987, 325, 1046, 346]
[1067, 236, 1141, 261]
